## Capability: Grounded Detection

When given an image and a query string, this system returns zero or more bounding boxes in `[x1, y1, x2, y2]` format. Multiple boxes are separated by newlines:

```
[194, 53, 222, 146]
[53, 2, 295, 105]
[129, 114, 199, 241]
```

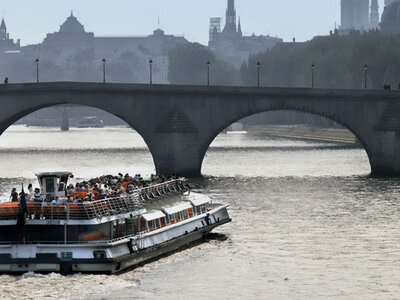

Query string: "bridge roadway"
[0, 82, 399, 176]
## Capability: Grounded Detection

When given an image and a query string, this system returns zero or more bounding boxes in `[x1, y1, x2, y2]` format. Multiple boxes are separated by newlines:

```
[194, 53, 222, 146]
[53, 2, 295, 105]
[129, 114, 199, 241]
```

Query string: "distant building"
[370, 0, 380, 28]
[340, 0, 370, 34]
[0, 18, 20, 55]
[22, 12, 188, 83]
[209, 18, 222, 41]
[385, 0, 397, 6]
[380, 0, 400, 33]
[208, 0, 282, 67]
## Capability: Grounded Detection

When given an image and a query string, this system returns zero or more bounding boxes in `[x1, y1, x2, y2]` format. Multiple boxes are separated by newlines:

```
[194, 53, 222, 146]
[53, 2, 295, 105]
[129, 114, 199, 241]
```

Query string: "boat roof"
[163, 202, 192, 215]
[36, 172, 72, 177]
[188, 193, 211, 207]
[141, 211, 166, 221]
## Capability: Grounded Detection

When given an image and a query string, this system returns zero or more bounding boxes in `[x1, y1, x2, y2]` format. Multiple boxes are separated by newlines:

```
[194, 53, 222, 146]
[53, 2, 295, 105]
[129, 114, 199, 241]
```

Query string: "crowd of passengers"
[9, 173, 182, 206]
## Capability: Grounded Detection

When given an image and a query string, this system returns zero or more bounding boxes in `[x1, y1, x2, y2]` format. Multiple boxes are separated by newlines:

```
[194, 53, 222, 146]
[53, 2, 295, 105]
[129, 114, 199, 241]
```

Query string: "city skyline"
[0, 0, 388, 46]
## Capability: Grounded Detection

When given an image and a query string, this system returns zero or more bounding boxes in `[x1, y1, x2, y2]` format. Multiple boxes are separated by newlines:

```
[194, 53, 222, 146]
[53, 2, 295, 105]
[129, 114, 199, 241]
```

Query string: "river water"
[0, 126, 399, 300]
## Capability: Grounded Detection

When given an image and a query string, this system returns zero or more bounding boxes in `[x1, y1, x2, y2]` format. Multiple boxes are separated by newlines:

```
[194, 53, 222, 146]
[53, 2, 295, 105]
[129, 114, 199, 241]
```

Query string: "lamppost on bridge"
[257, 62, 261, 87]
[364, 64, 368, 89]
[311, 63, 315, 88]
[102, 58, 106, 83]
[149, 59, 153, 85]
[207, 61, 210, 86]
[35, 58, 39, 83]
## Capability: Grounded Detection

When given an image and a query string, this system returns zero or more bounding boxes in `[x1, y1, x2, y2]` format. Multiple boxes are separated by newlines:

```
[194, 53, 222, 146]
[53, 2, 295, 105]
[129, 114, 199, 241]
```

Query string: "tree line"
[169, 31, 400, 89]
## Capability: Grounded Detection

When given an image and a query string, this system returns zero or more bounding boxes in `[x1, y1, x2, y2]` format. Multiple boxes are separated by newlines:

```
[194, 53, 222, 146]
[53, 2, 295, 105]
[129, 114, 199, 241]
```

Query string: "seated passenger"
[99, 191, 107, 200]
[33, 188, 42, 202]
[67, 184, 76, 195]
[51, 196, 60, 206]
[73, 196, 80, 204]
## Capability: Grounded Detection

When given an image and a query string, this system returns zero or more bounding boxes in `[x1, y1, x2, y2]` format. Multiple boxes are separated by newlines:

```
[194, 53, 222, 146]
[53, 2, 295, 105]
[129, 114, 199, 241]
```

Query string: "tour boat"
[77, 116, 104, 128]
[0, 172, 231, 274]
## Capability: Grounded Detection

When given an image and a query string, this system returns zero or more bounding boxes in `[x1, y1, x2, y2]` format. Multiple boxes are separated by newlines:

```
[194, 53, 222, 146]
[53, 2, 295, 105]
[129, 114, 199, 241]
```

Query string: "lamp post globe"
[35, 58, 40, 83]
[311, 63, 315, 88]
[364, 64, 368, 89]
[207, 61, 210, 86]
[149, 59, 153, 84]
[102, 58, 106, 83]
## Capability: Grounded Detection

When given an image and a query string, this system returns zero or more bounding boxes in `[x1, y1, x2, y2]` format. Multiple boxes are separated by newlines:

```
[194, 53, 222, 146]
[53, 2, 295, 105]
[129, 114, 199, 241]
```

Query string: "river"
[0, 125, 399, 300]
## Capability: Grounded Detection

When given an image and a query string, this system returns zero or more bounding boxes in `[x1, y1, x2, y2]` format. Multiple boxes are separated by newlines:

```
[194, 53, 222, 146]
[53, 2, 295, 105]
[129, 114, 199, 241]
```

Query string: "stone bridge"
[0, 82, 399, 176]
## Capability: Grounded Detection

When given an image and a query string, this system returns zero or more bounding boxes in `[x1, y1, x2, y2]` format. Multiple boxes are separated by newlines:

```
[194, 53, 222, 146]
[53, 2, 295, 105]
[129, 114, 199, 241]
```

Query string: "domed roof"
[59, 12, 85, 33]
[381, 0, 400, 32]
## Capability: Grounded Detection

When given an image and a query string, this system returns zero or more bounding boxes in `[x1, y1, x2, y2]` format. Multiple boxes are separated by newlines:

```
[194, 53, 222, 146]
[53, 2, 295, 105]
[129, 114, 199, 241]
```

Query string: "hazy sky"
[0, 0, 387, 46]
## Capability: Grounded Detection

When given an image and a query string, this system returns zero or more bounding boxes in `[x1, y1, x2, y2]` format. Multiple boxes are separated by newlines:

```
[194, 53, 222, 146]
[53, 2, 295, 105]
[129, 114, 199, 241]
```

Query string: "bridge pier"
[149, 133, 203, 177]
[367, 131, 400, 177]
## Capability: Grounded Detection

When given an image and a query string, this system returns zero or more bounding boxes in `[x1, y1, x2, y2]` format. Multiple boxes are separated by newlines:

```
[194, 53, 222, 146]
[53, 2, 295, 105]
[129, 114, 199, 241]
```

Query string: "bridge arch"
[0, 101, 158, 173]
[199, 106, 373, 176]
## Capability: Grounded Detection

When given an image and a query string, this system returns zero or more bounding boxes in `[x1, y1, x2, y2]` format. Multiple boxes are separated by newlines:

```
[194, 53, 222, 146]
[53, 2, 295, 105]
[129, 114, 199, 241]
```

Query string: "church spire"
[0, 18, 7, 40]
[223, 0, 237, 34]
[1, 18, 6, 30]
[238, 16, 242, 36]
[370, 0, 379, 28]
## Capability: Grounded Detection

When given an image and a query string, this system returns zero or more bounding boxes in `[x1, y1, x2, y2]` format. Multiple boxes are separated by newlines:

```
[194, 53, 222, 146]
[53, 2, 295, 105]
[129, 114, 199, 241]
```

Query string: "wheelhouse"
[35, 171, 72, 201]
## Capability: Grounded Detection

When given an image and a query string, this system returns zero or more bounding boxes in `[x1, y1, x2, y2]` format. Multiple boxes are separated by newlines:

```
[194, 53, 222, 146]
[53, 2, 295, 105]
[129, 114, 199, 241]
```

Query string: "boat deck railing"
[0, 178, 188, 221]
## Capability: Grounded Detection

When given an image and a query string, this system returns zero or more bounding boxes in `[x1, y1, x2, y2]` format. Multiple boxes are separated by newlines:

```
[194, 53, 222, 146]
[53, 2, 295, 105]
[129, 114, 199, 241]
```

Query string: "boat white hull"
[0, 205, 230, 274]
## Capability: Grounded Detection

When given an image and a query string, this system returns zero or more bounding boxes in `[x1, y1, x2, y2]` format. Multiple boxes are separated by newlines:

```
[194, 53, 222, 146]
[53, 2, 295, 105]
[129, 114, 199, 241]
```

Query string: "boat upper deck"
[0, 179, 188, 224]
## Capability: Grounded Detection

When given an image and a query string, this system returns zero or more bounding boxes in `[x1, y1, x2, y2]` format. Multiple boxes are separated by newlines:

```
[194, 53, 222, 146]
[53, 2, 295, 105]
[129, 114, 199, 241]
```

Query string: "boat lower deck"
[0, 218, 230, 275]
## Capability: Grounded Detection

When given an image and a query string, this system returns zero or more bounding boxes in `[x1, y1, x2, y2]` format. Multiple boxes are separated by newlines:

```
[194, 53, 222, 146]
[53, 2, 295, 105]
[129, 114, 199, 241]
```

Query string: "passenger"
[28, 183, 33, 194]
[73, 196, 80, 204]
[10, 188, 18, 202]
[51, 196, 60, 206]
[99, 190, 107, 200]
[25, 192, 33, 201]
[33, 188, 42, 201]
[66, 195, 73, 203]
[67, 184, 76, 195]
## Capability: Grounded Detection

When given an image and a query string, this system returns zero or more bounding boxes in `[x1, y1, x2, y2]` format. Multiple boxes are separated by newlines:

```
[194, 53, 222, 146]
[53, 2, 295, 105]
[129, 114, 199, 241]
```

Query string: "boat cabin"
[139, 211, 167, 232]
[35, 172, 72, 201]
[163, 202, 193, 224]
[188, 194, 211, 215]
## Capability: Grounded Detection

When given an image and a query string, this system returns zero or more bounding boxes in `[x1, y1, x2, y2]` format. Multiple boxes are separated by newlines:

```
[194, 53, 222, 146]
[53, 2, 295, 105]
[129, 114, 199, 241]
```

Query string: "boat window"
[140, 218, 147, 231]
[58, 182, 65, 192]
[148, 220, 155, 229]
[46, 178, 55, 193]
[160, 217, 166, 226]
[183, 210, 188, 219]
[60, 175, 69, 184]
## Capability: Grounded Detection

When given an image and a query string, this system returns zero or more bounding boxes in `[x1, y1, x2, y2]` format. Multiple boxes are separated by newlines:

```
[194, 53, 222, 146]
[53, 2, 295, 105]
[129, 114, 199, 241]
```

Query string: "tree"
[168, 42, 240, 85]
[168, 43, 216, 85]
[241, 31, 400, 89]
